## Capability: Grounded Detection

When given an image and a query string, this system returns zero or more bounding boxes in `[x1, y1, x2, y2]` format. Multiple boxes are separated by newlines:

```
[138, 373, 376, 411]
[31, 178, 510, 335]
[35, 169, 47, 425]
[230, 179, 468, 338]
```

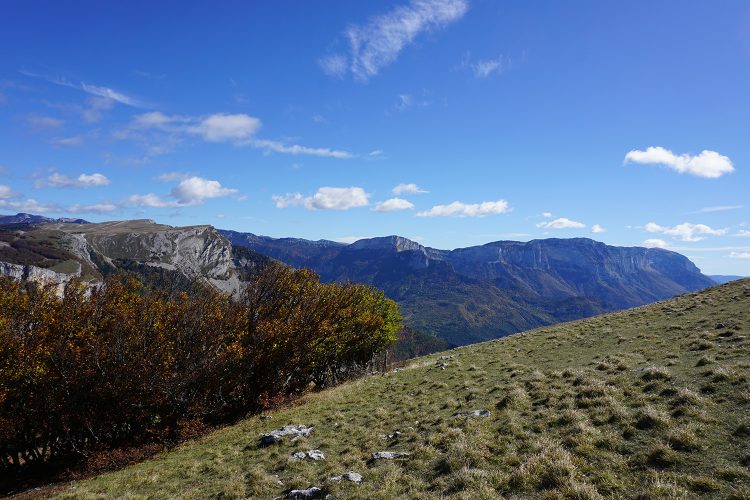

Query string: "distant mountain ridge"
[221, 231, 716, 345]
[0, 215, 717, 347]
[0, 212, 89, 225]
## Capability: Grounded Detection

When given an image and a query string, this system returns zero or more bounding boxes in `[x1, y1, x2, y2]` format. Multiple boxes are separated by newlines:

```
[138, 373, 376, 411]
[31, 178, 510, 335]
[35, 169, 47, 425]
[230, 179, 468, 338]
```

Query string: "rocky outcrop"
[0, 261, 79, 283]
[0, 220, 244, 295]
[261, 425, 315, 446]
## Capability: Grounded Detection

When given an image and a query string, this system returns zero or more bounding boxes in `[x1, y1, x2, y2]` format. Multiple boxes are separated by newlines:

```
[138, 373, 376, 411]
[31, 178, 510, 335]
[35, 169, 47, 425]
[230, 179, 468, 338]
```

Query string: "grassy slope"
[59, 280, 750, 499]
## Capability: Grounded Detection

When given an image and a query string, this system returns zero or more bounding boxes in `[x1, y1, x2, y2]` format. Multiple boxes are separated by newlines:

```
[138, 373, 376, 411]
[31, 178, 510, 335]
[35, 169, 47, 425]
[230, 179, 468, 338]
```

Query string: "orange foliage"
[0, 263, 400, 474]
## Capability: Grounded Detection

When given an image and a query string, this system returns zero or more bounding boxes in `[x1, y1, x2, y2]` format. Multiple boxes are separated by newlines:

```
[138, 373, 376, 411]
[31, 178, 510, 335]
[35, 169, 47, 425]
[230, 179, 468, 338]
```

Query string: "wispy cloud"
[67, 203, 119, 214]
[591, 224, 606, 233]
[50, 135, 86, 147]
[0, 184, 19, 199]
[730, 251, 750, 259]
[0, 198, 59, 213]
[624, 146, 734, 178]
[645, 222, 728, 242]
[273, 187, 369, 211]
[321, 0, 469, 81]
[20, 69, 149, 108]
[417, 199, 510, 217]
[692, 205, 743, 213]
[459, 51, 508, 78]
[250, 139, 353, 159]
[24, 114, 64, 130]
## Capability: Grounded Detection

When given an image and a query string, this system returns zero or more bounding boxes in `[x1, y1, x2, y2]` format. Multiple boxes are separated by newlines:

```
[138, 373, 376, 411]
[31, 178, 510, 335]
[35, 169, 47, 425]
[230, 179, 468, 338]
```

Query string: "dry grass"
[55, 279, 750, 498]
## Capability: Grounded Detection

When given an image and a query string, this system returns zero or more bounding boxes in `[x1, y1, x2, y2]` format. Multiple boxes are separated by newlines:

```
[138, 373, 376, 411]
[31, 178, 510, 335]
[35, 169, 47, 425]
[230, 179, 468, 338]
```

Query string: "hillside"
[222, 231, 716, 345]
[58, 278, 750, 499]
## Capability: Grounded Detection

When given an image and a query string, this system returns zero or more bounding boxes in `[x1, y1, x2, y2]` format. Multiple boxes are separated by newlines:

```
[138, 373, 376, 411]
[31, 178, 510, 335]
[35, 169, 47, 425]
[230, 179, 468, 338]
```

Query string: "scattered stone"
[330, 471, 363, 484]
[438, 362, 450, 369]
[371, 451, 410, 460]
[292, 449, 326, 461]
[454, 409, 491, 418]
[380, 431, 402, 440]
[287, 486, 323, 499]
[439, 355, 454, 360]
[260, 415, 272, 420]
[261, 425, 314, 446]
[715, 322, 726, 329]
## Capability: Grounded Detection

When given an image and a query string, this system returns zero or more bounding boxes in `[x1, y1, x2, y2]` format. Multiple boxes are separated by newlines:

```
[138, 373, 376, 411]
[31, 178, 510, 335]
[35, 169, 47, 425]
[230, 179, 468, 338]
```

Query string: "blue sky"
[1, 0, 749, 274]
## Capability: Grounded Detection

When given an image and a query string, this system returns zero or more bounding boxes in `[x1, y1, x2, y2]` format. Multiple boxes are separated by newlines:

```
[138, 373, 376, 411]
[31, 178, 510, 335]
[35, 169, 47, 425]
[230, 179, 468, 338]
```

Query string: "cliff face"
[0, 220, 243, 295]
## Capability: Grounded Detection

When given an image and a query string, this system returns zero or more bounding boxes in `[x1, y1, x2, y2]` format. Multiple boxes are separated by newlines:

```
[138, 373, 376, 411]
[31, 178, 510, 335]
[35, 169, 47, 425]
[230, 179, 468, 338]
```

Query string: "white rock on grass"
[330, 471, 363, 484]
[287, 486, 323, 499]
[454, 409, 490, 418]
[261, 424, 314, 446]
[291, 449, 325, 461]
[370, 451, 410, 460]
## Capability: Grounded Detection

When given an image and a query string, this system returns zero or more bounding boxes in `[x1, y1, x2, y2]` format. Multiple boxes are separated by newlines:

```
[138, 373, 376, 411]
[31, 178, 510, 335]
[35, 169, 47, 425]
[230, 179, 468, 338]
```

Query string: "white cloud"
[0, 184, 18, 199]
[624, 146, 734, 178]
[536, 217, 585, 229]
[417, 199, 511, 217]
[188, 113, 261, 142]
[643, 239, 669, 249]
[129, 112, 353, 159]
[323, 0, 469, 81]
[129, 176, 238, 208]
[273, 187, 369, 211]
[645, 222, 728, 242]
[373, 197, 414, 212]
[45, 172, 110, 189]
[730, 252, 750, 259]
[542, 212, 553, 218]
[392, 182, 428, 195]
[170, 176, 238, 205]
[735, 230, 750, 237]
[591, 224, 606, 233]
[128, 193, 180, 208]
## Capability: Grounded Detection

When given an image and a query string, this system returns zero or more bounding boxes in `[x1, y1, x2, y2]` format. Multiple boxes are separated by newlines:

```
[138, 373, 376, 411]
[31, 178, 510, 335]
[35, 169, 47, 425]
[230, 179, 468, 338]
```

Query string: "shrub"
[0, 265, 401, 473]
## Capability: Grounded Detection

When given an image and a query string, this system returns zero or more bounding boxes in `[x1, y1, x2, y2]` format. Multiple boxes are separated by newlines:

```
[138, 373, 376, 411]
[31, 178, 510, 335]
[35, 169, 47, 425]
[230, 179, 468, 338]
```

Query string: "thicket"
[0, 261, 400, 474]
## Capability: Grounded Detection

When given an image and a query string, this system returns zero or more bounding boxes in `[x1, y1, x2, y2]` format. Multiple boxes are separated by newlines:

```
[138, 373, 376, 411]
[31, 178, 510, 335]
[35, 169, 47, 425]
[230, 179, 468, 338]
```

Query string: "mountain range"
[221, 230, 715, 345]
[0, 213, 717, 346]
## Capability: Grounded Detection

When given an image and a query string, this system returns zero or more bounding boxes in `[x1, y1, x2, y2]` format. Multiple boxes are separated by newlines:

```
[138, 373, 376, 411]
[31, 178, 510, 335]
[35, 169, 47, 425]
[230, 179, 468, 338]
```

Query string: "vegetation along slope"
[57, 278, 750, 498]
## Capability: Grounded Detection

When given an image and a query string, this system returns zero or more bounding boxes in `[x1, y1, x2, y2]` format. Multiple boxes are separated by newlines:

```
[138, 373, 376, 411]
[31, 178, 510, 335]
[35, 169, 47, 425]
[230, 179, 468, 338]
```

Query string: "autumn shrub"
[0, 263, 400, 474]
